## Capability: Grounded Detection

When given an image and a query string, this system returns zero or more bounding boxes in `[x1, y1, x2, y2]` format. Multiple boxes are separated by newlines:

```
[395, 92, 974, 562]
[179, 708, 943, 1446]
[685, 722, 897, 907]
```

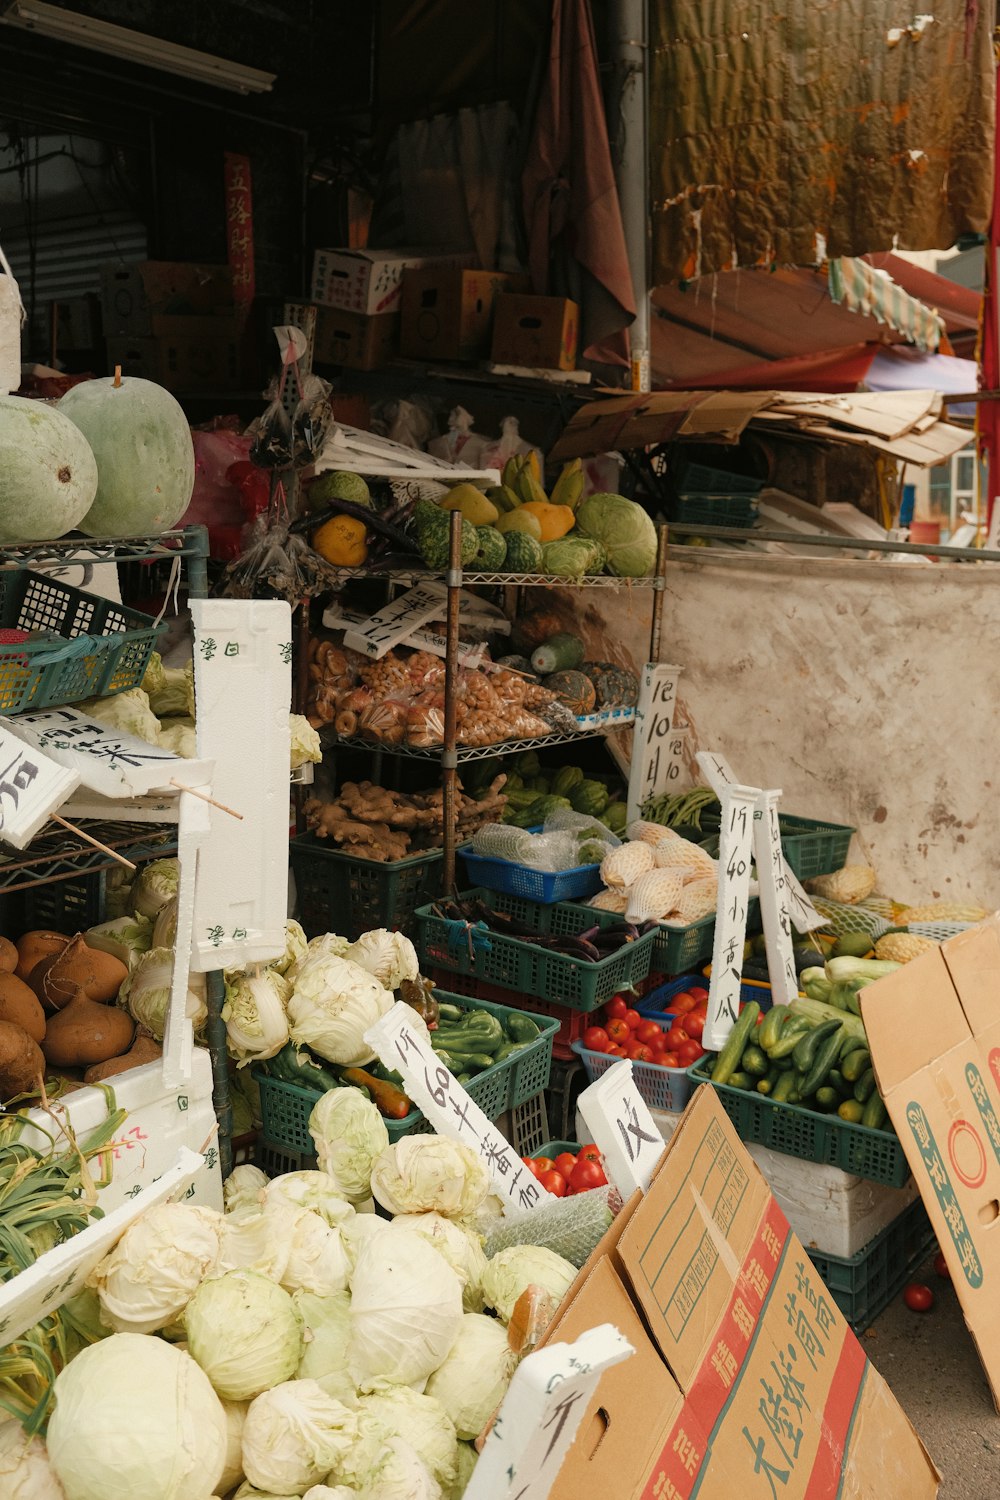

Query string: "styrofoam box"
[19, 1047, 222, 1213]
[579, 1105, 918, 1259]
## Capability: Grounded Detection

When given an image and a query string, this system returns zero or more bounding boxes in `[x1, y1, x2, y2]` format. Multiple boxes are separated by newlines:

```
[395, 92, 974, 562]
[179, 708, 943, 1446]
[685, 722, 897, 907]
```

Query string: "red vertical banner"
[224, 151, 255, 324]
[977, 65, 1000, 530]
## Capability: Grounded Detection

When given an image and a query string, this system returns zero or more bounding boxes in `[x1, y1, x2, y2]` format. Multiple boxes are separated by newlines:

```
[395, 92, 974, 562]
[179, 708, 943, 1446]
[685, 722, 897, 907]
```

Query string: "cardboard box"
[400, 267, 519, 362]
[863, 917, 1000, 1407]
[310, 247, 474, 316]
[314, 307, 398, 369]
[101, 261, 233, 336]
[544, 1087, 939, 1498]
[491, 293, 579, 370]
[106, 314, 241, 393]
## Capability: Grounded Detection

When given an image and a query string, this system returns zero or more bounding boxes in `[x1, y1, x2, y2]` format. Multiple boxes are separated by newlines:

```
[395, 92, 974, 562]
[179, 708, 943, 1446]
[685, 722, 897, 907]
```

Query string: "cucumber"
[711, 1002, 761, 1086]
[741, 1045, 769, 1078]
[759, 1005, 790, 1052]
[727, 1071, 754, 1091]
[814, 1086, 839, 1111]
[838, 1099, 865, 1123]
[800, 1024, 846, 1098]
[862, 1095, 889, 1130]
[841, 1047, 871, 1083]
[833, 932, 876, 959]
[827, 1068, 850, 1096]
[441, 1050, 497, 1071]
[772, 1072, 797, 1103]
[767, 1015, 814, 1059]
[756, 1076, 775, 1095]
[436, 1002, 464, 1024]
[853, 1067, 877, 1104]
[792, 1019, 841, 1075]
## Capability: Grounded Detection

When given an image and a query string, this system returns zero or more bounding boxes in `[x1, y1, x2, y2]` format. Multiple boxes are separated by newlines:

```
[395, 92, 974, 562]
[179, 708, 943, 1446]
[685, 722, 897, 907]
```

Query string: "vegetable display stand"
[806, 1198, 935, 1332]
[573, 1012, 697, 1113]
[779, 814, 855, 880]
[290, 833, 446, 940]
[687, 1060, 910, 1188]
[0, 569, 165, 714]
[426, 965, 592, 1061]
[254, 990, 558, 1159]
[415, 888, 656, 1011]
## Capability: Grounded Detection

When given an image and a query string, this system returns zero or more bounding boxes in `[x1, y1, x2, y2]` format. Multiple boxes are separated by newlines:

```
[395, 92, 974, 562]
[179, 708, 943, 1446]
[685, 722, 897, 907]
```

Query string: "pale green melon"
[57, 375, 195, 537]
[0, 394, 99, 542]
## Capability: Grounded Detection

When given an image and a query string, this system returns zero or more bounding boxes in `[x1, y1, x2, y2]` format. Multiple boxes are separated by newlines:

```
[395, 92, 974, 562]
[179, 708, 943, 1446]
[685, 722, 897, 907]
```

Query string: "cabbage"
[575, 491, 658, 577]
[359, 1439, 441, 1500]
[89, 1202, 221, 1334]
[222, 970, 291, 1065]
[60, 1287, 111, 1361]
[539, 535, 604, 580]
[152, 897, 178, 948]
[230, 1065, 262, 1131]
[141, 651, 167, 699]
[0, 1415, 65, 1498]
[46, 1334, 227, 1500]
[75, 688, 161, 745]
[341, 1211, 392, 1270]
[223, 1163, 268, 1215]
[294, 1289, 355, 1404]
[288, 955, 394, 1066]
[271, 919, 308, 975]
[102, 865, 133, 919]
[387, 1215, 487, 1314]
[265, 1170, 356, 1227]
[149, 662, 195, 719]
[349, 1229, 463, 1393]
[291, 714, 323, 769]
[219, 1399, 248, 1495]
[288, 931, 350, 982]
[370, 1137, 491, 1220]
[84, 914, 152, 970]
[278, 1207, 351, 1297]
[131, 858, 180, 917]
[242, 1379, 357, 1494]
[339, 1388, 458, 1493]
[450, 1443, 477, 1499]
[480, 1244, 576, 1324]
[216, 1207, 293, 1282]
[184, 1269, 303, 1400]
[308, 1090, 390, 1205]
[342, 930, 419, 991]
[119, 946, 206, 1040]
[158, 720, 196, 757]
[424, 1314, 515, 1440]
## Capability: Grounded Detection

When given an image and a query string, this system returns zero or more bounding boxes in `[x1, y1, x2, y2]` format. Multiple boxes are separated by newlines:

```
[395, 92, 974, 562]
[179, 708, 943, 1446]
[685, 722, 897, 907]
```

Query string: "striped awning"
[828, 257, 945, 354]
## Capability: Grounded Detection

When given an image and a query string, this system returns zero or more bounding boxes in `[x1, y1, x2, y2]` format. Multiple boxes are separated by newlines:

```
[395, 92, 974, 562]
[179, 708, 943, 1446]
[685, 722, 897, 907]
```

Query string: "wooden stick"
[51, 815, 137, 870]
[169, 780, 244, 820]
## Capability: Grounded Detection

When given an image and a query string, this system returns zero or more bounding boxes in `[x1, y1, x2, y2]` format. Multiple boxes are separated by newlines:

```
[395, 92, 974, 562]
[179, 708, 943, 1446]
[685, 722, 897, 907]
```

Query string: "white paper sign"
[752, 789, 799, 1006]
[0, 728, 79, 849]
[577, 1060, 665, 1196]
[627, 662, 683, 821]
[465, 1325, 634, 1500]
[325, 602, 487, 666]
[190, 600, 290, 973]
[5, 707, 214, 800]
[365, 1003, 546, 1215]
[343, 583, 448, 660]
[705, 783, 759, 1051]
[695, 749, 738, 797]
[784, 864, 828, 933]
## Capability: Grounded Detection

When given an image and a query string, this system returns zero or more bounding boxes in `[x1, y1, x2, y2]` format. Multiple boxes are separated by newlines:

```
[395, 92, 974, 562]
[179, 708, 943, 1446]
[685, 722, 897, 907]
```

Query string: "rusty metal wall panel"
[651, 0, 995, 285]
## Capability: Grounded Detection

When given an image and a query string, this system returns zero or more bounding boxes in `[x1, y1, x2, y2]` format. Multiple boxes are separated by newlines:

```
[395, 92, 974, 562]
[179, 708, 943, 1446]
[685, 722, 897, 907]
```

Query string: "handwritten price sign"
[705, 783, 759, 1052]
[577, 1059, 664, 1197]
[627, 662, 684, 822]
[752, 789, 799, 1006]
[0, 727, 79, 849]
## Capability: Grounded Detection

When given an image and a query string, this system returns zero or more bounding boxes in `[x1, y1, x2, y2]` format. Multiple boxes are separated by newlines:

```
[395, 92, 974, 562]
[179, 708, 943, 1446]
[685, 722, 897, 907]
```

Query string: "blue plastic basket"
[639, 972, 774, 1019]
[459, 848, 603, 904]
[572, 1012, 695, 1113]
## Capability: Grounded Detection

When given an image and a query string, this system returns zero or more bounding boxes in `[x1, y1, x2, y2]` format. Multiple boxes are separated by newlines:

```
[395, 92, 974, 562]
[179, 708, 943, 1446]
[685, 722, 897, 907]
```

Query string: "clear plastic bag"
[543, 808, 621, 868]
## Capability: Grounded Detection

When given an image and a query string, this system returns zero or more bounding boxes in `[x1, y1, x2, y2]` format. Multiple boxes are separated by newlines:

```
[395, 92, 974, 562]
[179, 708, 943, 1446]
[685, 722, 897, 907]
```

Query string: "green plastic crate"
[415, 889, 656, 1012]
[290, 834, 447, 940]
[808, 1199, 935, 1332]
[254, 990, 558, 1158]
[779, 814, 855, 881]
[687, 1060, 909, 1187]
[0, 569, 165, 715]
[612, 895, 760, 976]
[530, 1140, 579, 1157]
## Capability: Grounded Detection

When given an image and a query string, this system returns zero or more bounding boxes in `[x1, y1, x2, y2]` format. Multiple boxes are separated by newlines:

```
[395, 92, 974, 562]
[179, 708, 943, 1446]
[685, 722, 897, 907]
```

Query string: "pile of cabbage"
[6, 1120, 579, 1500]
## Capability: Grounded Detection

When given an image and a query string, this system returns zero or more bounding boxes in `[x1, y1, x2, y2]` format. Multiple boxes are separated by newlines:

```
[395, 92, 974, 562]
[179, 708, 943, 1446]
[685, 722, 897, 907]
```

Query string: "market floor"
[865, 1252, 1000, 1497]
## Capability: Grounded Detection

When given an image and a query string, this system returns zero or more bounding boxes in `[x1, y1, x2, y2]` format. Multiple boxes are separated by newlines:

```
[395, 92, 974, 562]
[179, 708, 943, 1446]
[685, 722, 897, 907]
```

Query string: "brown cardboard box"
[863, 917, 1000, 1408]
[541, 1087, 939, 1498]
[313, 307, 398, 370]
[400, 268, 519, 362]
[491, 293, 579, 370]
[310, 247, 475, 316]
[106, 314, 241, 392]
[101, 262, 234, 337]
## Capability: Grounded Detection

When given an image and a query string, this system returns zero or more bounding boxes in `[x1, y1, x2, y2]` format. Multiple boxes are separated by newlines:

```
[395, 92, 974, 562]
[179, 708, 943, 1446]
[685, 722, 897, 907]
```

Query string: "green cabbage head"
[575, 492, 657, 576]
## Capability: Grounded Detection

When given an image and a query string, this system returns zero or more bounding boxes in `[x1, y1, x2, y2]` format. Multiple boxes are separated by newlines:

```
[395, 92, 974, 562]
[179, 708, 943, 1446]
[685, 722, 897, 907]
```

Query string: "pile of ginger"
[303, 774, 508, 862]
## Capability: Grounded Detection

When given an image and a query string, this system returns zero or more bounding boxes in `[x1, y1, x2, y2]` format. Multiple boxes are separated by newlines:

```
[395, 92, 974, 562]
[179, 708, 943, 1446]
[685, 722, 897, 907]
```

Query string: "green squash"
[501, 531, 544, 574]
[57, 374, 195, 537]
[472, 525, 507, 571]
[0, 395, 98, 542]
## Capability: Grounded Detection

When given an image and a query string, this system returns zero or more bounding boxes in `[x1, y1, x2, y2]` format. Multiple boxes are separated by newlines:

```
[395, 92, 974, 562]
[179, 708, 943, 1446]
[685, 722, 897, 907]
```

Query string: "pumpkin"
[582, 661, 640, 709]
[313, 514, 369, 567]
[472, 525, 507, 570]
[57, 370, 195, 537]
[0, 395, 98, 542]
[543, 669, 597, 716]
[516, 501, 575, 543]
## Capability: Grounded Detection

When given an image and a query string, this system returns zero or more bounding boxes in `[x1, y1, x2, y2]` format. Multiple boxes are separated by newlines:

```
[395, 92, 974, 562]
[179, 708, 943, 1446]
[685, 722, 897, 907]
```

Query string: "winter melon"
[0, 395, 98, 542]
[57, 372, 195, 537]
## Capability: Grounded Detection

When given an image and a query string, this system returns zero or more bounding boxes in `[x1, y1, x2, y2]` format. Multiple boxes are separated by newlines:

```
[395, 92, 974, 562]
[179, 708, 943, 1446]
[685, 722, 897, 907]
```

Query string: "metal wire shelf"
[0, 821, 177, 895]
[315, 566, 661, 590]
[318, 722, 633, 764]
[0, 528, 207, 570]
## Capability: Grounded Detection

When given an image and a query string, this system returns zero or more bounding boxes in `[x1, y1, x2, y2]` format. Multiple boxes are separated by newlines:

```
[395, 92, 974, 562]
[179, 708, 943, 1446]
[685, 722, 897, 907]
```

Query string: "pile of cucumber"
[430, 1001, 542, 1085]
[701, 999, 889, 1130]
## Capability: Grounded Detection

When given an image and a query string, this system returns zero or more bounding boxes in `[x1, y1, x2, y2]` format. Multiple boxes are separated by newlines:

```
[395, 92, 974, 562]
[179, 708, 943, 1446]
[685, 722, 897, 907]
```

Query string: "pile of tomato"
[580, 986, 710, 1070]
[522, 1144, 608, 1197]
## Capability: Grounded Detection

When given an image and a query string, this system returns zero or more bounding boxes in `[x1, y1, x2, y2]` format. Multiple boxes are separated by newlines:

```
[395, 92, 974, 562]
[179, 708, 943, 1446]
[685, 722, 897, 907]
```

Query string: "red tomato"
[532, 1156, 553, 1174]
[583, 1026, 611, 1053]
[665, 1026, 689, 1050]
[569, 1158, 607, 1193]
[539, 1168, 568, 1197]
[648, 1028, 668, 1052]
[684, 1011, 706, 1041]
[554, 1152, 578, 1181]
[903, 1282, 934, 1313]
[933, 1251, 951, 1280]
[605, 996, 629, 1020]
[678, 1039, 704, 1065]
[636, 1020, 663, 1047]
[623, 1008, 642, 1031]
[606, 1043, 628, 1058]
[606, 1018, 630, 1045]
[672, 992, 697, 1015]
[626, 1041, 653, 1062]
[577, 1144, 602, 1164]
[660, 1051, 680, 1068]
[688, 985, 709, 1002]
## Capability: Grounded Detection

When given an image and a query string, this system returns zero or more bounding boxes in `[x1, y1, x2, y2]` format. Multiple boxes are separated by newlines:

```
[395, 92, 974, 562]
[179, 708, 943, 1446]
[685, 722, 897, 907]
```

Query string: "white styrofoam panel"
[190, 599, 291, 973]
[6, 707, 213, 798]
[0, 729, 79, 848]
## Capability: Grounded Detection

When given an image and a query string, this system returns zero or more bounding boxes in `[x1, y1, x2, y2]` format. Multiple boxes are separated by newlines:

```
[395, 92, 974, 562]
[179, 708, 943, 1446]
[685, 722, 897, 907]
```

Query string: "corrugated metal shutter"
[4, 210, 147, 307]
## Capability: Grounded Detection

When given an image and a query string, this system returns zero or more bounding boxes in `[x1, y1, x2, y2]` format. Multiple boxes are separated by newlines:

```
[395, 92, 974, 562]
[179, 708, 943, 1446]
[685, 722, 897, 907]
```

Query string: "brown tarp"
[650, 0, 996, 285]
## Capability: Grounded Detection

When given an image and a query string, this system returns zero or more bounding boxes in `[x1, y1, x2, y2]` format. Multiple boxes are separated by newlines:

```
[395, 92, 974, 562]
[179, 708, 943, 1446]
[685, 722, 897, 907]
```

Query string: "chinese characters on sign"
[627, 663, 685, 823]
[343, 584, 449, 660]
[752, 790, 798, 1006]
[224, 151, 255, 313]
[705, 783, 759, 1051]
[577, 1058, 664, 1196]
[0, 725, 79, 848]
